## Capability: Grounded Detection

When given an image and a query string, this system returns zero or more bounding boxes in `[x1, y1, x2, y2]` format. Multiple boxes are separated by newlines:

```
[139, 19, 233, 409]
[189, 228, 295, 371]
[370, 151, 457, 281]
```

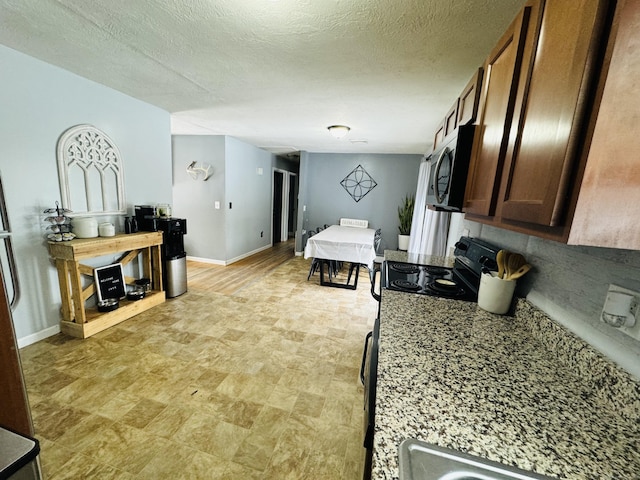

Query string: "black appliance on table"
[361, 236, 501, 479]
[134, 205, 159, 232]
[134, 206, 188, 298]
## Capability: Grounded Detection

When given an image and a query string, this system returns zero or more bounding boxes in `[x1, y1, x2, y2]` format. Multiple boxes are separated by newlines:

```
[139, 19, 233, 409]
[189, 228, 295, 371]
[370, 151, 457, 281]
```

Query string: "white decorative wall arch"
[56, 124, 126, 215]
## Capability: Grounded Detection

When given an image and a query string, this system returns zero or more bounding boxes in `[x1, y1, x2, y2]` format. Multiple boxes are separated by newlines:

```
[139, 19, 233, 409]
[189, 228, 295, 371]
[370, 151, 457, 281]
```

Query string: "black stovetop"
[382, 237, 501, 302]
[384, 261, 477, 301]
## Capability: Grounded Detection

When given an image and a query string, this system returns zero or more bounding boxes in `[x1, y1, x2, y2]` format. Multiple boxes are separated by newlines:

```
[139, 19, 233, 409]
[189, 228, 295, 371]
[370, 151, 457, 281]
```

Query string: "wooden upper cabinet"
[433, 120, 445, 152]
[443, 99, 459, 139]
[569, 0, 640, 249]
[499, 0, 612, 227]
[457, 68, 483, 126]
[463, 2, 539, 216]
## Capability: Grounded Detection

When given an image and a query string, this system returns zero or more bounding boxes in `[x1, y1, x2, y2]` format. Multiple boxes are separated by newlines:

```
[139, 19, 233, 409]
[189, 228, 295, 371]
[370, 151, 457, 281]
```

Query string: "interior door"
[272, 171, 284, 243]
[287, 174, 298, 238]
[0, 266, 33, 436]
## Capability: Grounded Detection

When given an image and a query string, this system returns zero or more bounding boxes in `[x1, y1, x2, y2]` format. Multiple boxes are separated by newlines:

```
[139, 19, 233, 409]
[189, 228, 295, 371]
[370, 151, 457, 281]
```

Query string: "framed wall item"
[340, 164, 377, 202]
[93, 263, 126, 302]
[57, 124, 126, 215]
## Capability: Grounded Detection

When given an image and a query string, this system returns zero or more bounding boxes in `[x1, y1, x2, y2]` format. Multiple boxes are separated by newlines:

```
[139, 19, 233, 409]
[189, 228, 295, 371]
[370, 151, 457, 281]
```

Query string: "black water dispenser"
[156, 218, 187, 298]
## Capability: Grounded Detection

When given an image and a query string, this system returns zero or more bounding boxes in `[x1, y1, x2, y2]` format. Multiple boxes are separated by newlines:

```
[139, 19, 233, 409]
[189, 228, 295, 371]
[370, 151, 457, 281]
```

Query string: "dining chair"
[306, 229, 319, 280]
[349, 228, 383, 282]
[373, 228, 384, 266]
[306, 226, 344, 280]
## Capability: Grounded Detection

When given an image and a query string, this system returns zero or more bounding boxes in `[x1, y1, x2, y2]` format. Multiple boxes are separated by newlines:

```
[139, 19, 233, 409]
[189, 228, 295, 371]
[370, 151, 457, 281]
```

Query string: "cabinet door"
[499, 0, 611, 226]
[569, 0, 640, 248]
[457, 68, 483, 126]
[0, 268, 33, 436]
[443, 99, 459, 139]
[433, 120, 445, 151]
[463, 3, 539, 216]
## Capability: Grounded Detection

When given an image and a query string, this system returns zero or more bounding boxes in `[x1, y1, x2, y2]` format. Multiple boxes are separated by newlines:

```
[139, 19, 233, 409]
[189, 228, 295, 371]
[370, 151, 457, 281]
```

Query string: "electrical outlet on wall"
[601, 284, 640, 341]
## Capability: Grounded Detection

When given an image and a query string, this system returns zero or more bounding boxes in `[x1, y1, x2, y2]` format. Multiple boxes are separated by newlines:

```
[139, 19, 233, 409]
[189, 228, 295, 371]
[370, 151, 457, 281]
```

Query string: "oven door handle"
[360, 331, 373, 386]
[370, 265, 381, 302]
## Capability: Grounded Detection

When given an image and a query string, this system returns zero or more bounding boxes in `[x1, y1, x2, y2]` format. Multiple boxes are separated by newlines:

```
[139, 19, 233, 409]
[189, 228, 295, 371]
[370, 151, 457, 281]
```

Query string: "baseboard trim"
[226, 245, 272, 265]
[18, 324, 60, 349]
[187, 244, 273, 266]
[187, 256, 225, 266]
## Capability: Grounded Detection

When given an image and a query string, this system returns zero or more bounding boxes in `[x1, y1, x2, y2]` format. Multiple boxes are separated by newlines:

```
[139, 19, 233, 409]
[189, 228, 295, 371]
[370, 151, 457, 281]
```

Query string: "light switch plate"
[602, 284, 640, 341]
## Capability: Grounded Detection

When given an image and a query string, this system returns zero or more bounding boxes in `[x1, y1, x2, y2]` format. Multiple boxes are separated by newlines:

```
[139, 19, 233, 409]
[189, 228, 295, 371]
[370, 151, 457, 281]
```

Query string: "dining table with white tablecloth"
[304, 225, 376, 288]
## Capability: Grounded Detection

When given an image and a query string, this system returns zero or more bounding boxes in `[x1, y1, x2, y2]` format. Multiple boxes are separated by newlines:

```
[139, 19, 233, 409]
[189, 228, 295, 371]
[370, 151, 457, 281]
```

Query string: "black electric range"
[382, 236, 500, 302]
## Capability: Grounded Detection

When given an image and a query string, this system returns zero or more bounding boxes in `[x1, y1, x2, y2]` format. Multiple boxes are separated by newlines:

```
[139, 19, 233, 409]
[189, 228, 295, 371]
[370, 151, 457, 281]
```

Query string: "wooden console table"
[48, 232, 165, 338]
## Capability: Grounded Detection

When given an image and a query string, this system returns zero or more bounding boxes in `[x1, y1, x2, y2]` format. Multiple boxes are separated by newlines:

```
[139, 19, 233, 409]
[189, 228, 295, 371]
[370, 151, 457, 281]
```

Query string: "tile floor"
[20, 256, 377, 479]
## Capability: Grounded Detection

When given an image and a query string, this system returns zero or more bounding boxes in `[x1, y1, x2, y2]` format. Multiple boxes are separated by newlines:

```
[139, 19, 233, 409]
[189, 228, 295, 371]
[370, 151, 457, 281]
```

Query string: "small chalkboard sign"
[94, 263, 126, 302]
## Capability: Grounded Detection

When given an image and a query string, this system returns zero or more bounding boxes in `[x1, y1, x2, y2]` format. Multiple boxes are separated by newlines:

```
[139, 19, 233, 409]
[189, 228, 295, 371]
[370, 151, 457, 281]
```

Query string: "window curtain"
[408, 159, 451, 257]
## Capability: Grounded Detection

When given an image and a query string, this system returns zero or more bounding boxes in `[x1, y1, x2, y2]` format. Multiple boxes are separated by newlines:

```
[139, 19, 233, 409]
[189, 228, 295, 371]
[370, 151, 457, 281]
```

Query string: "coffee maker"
[134, 205, 159, 232]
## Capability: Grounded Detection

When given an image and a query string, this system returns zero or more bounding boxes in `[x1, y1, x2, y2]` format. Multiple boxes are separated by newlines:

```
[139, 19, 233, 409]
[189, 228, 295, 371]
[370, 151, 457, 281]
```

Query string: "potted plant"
[397, 194, 414, 251]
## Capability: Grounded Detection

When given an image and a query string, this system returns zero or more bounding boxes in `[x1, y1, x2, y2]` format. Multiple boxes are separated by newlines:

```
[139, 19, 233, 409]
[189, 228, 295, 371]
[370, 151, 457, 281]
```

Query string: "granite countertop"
[373, 288, 640, 479]
[383, 250, 454, 267]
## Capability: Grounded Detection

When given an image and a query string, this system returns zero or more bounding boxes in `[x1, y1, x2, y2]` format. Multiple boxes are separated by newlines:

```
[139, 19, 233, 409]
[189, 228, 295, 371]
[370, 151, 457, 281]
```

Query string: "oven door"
[361, 316, 379, 480]
[427, 145, 454, 207]
[426, 124, 475, 211]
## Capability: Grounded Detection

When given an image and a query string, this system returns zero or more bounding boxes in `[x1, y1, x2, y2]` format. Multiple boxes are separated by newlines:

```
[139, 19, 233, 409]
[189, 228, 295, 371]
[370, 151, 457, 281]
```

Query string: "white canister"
[477, 271, 516, 315]
[98, 222, 115, 237]
[72, 217, 98, 238]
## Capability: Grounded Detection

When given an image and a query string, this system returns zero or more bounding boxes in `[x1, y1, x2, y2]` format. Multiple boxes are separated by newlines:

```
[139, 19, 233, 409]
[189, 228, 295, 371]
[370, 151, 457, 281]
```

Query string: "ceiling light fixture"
[327, 125, 350, 139]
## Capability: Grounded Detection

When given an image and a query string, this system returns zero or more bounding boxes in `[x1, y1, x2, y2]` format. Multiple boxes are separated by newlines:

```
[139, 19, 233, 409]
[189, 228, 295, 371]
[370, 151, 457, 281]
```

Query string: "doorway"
[272, 169, 298, 244]
[273, 171, 284, 243]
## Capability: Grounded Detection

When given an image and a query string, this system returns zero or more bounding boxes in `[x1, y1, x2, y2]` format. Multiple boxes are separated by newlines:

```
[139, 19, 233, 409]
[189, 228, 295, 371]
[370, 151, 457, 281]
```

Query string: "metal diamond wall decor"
[340, 164, 377, 202]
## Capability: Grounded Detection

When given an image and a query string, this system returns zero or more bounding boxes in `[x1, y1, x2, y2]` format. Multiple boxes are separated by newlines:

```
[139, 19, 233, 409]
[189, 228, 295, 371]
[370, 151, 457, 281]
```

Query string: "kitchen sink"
[399, 439, 554, 480]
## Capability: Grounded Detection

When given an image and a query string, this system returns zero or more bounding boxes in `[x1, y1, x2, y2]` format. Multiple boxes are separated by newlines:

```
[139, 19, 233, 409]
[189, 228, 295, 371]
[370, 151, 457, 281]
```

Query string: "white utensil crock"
[477, 271, 516, 315]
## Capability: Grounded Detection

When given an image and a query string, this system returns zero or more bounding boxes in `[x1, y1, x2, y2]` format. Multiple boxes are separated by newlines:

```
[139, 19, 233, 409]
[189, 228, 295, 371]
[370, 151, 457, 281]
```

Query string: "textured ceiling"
[0, 0, 524, 154]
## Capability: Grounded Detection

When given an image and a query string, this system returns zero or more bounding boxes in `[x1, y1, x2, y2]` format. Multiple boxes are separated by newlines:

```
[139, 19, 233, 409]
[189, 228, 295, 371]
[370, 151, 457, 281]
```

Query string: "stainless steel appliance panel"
[165, 255, 187, 298]
[426, 124, 476, 212]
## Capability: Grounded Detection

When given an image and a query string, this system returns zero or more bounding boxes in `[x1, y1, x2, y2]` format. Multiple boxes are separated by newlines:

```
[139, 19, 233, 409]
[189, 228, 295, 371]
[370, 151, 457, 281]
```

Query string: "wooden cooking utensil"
[506, 263, 531, 280]
[496, 250, 507, 279]
[505, 253, 526, 279]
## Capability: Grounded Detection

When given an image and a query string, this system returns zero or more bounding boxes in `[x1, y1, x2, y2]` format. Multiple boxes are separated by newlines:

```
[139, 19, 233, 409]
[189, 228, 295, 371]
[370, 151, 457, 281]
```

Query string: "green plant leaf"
[398, 194, 415, 235]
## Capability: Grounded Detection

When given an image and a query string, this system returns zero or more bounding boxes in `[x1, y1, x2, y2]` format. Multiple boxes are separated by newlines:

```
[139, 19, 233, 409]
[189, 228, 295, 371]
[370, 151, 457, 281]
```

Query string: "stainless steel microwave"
[426, 124, 476, 211]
